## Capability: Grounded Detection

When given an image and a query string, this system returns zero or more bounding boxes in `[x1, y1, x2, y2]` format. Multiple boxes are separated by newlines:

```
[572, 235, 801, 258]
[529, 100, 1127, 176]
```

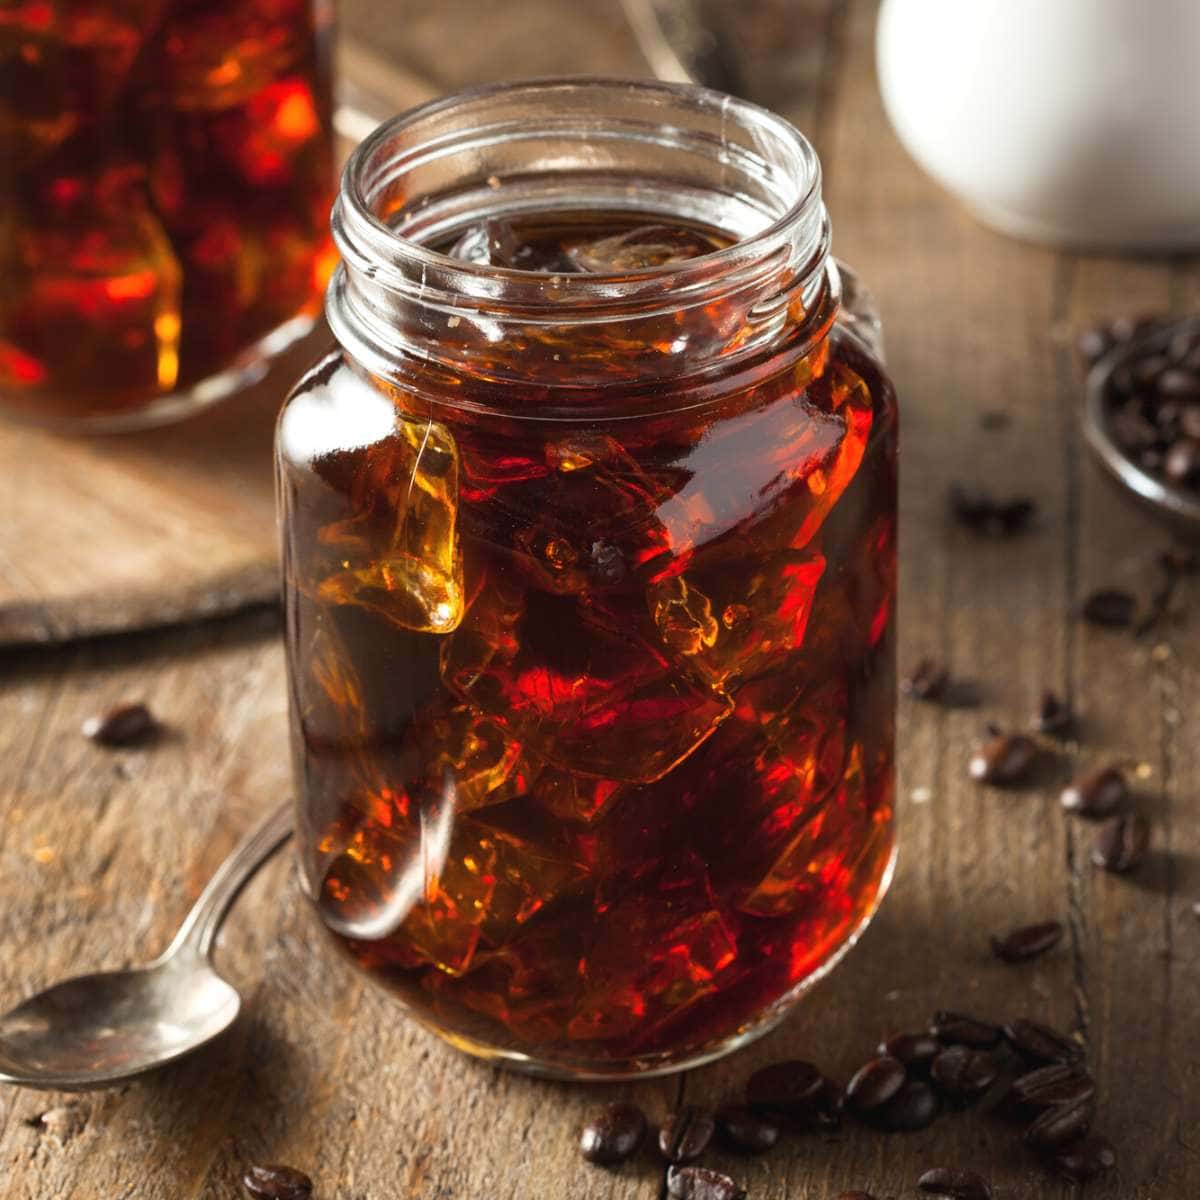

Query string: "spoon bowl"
[0, 802, 290, 1091]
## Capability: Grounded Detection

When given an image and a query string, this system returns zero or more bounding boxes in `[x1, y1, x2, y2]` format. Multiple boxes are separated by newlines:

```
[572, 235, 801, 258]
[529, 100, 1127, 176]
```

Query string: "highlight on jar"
[0, 0, 336, 431]
[277, 79, 898, 1079]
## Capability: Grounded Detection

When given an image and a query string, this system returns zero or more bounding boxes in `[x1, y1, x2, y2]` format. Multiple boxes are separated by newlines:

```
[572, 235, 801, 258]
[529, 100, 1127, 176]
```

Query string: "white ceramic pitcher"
[876, 0, 1200, 251]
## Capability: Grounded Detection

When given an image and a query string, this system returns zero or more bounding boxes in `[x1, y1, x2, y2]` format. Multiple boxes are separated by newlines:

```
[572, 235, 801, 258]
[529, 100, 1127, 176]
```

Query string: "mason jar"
[277, 78, 897, 1079]
[0, 0, 335, 430]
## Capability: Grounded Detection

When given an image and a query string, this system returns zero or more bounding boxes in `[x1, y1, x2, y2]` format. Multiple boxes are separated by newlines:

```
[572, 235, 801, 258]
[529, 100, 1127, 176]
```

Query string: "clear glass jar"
[0, 0, 335, 431]
[278, 79, 897, 1079]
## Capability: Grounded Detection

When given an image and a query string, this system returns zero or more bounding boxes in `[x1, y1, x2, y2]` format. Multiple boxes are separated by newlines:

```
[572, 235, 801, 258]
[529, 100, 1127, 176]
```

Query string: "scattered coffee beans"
[878, 1031, 940, 1068]
[968, 733, 1038, 785]
[1024, 1093, 1095, 1151]
[666, 1165, 746, 1200]
[714, 1104, 779, 1155]
[990, 920, 1064, 963]
[901, 658, 949, 701]
[1061, 767, 1128, 817]
[1003, 1019, 1082, 1066]
[745, 1060, 823, 1121]
[930, 1011, 1002, 1049]
[917, 1167, 993, 1200]
[242, 1165, 313, 1200]
[659, 1107, 715, 1164]
[846, 1056, 906, 1115]
[876, 1080, 939, 1132]
[1050, 1134, 1117, 1183]
[579, 1103, 646, 1166]
[929, 1046, 999, 1103]
[949, 484, 1036, 536]
[1080, 588, 1137, 628]
[81, 701, 160, 747]
[1092, 813, 1151, 873]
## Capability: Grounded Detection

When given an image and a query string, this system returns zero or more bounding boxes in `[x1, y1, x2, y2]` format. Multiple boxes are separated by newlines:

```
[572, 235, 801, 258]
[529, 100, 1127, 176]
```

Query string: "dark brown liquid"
[0, 0, 335, 422]
[278, 209, 897, 1073]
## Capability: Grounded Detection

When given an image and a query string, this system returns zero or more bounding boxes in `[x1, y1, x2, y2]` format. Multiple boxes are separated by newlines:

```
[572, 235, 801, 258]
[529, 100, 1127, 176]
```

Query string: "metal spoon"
[0, 802, 291, 1091]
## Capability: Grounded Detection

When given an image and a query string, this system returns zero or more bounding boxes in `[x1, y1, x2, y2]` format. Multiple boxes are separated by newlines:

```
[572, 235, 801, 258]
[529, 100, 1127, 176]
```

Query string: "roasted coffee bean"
[968, 733, 1038, 785]
[949, 484, 1036, 536]
[930, 1011, 1002, 1049]
[1061, 767, 1128, 817]
[1157, 367, 1200, 399]
[714, 1104, 779, 1154]
[1076, 326, 1113, 365]
[666, 1165, 746, 1200]
[876, 1080, 939, 1132]
[659, 1107, 715, 1164]
[929, 1046, 999, 1102]
[1033, 689, 1074, 736]
[812, 1075, 846, 1130]
[1011, 1063, 1096, 1111]
[81, 701, 160, 747]
[846, 1056, 906, 1115]
[879, 1031, 941, 1068]
[836, 1193, 880, 1200]
[1050, 1134, 1117, 1183]
[1110, 403, 1160, 451]
[242, 1165, 313, 1200]
[1024, 1093, 1095, 1150]
[990, 920, 1064, 963]
[745, 1060, 824, 1119]
[1165, 438, 1200, 485]
[1003, 1018, 1083, 1065]
[901, 658, 949, 701]
[580, 1103, 646, 1166]
[917, 1167, 993, 1199]
[1080, 588, 1136, 628]
[1092, 813, 1151, 873]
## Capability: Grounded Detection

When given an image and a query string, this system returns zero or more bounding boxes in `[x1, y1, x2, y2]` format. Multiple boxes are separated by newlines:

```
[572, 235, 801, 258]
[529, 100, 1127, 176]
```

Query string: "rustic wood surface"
[1, 1, 1198, 1196]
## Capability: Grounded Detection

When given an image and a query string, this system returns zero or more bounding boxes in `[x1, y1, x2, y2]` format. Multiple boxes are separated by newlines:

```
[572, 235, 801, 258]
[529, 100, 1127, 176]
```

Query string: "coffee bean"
[879, 1031, 940, 1068]
[1092, 813, 1151, 873]
[666, 1165, 746, 1200]
[1080, 588, 1136, 628]
[1076, 326, 1113, 365]
[745, 1060, 823, 1120]
[990, 920, 1064, 963]
[812, 1075, 846, 1130]
[929, 1046, 999, 1103]
[580, 1103, 646, 1166]
[876, 1080, 939, 1132]
[930, 1011, 1002, 1049]
[1165, 438, 1200, 485]
[242, 1165, 313, 1200]
[846, 1056, 906, 1115]
[1050, 1134, 1117, 1183]
[714, 1104, 779, 1154]
[1182, 405, 1200, 440]
[659, 1107, 715, 1164]
[917, 1167, 993, 1199]
[1157, 367, 1200, 399]
[949, 484, 1036, 536]
[1011, 1063, 1096, 1111]
[1003, 1018, 1083, 1065]
[968, 733, 1038, 785]
[901, 658, 949, 701]
[1033, 689, 1074, 736]
[836, 1193, 879, 1200]
[1024, 1093, 1095, 1150]
[1061, 767, 1128, 817]
[81, 701, 160, 747]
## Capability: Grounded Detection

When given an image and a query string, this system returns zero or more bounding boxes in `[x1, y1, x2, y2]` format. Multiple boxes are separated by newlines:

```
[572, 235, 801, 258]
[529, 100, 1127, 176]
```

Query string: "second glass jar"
[278, 79, 897, 1079]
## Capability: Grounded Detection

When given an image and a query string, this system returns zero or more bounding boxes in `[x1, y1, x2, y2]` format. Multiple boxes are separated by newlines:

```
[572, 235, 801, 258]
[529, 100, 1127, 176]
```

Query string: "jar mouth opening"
[337, 76, 824, 302]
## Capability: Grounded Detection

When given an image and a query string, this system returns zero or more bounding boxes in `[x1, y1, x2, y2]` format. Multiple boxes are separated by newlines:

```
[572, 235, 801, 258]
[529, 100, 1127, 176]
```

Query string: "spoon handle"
[162, 802, 293, 961]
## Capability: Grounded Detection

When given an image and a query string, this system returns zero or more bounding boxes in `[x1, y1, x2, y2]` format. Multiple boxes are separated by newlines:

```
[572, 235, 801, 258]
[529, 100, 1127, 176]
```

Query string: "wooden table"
[1, 2, 1197, 1196]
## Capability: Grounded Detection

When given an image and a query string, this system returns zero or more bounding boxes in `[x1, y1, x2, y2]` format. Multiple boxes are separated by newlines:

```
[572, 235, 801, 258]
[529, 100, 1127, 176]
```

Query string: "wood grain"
[0, 1, 1197, 1197]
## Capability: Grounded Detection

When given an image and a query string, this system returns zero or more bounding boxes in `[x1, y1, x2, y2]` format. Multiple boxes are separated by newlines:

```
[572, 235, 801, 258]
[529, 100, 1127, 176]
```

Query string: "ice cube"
[533, 766, 623, 824]
[0, 176, 182, 399]
[567, 224, 726, 273]
[447, 218, 580, 272]
[419, 705, 534, 813]
[316, 415, 465, 635]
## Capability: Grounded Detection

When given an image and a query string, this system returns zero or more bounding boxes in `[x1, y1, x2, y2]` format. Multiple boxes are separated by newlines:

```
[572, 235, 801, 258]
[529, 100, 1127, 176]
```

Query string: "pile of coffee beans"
[1080, 314, 1200, 492]
[578, 1008, 1117, 1195]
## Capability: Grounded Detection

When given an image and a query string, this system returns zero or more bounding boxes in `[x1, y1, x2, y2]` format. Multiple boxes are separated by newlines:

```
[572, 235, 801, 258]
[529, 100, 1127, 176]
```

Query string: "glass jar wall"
[277, 79, 897, 1079]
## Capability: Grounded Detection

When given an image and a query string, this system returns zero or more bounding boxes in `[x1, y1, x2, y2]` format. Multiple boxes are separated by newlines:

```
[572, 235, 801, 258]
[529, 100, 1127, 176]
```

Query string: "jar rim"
[337, 76, 824, 301]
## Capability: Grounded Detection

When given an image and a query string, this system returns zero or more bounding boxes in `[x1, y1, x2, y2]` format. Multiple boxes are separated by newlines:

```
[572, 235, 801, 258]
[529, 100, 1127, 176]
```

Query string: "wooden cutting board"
[0, 41, 434, 649]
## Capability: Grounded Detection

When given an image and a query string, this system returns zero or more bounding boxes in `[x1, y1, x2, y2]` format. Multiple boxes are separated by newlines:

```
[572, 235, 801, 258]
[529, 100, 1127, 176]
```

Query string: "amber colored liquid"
[279, 212, 897, 1074]
[0, 0, 335, 422]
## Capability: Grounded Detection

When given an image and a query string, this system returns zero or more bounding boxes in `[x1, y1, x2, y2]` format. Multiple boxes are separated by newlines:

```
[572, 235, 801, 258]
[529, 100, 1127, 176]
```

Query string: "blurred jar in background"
[0, 0, 336, 431]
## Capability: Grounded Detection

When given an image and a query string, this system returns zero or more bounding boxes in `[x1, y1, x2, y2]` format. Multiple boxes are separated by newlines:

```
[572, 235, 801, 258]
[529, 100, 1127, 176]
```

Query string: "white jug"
[876, 0, 1200, 251]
